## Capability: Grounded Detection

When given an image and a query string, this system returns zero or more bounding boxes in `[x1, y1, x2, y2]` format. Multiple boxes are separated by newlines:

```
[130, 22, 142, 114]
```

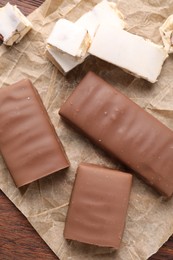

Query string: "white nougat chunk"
[46, 45, 86, 75]
[46, 17, 90, 74]
[0, 3, 32, 46]
[47, 19, 91, 58]
[160, 15, 173, 54]
[46, 1, 125, 75]
[94, 0, 124, 28]
[76, 0, 125, 40]
[89, 25, 168, 83]
[75, 12, 99, 40]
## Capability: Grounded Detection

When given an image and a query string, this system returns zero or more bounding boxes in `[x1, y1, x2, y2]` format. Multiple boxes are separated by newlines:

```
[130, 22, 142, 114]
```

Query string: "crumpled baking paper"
[1, 0, 173, 259]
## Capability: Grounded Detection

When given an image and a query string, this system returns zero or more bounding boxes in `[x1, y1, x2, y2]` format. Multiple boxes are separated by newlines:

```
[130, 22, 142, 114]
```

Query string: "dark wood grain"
[0, 0, 173, 259]
[0, 0, 44, 15]
[0, 190, 58, 260]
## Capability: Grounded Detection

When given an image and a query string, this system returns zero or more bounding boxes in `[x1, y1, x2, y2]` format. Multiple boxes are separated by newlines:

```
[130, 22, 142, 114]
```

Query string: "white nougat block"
[75, 12, 100, 41]
[89, 25, 168, 83]
[46, 17, 90, 75]
[46, 1, 125, 75]
[47, 18, 90, 59]
[160, 15, 173, 54]
[93, 0, 124, 28]
[0, 3, 32, 46]
[46, 45, 86, 75]
[76, 0, 125, 40]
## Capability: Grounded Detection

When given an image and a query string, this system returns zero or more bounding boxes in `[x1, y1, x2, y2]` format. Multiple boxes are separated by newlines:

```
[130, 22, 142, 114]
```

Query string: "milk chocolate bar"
[0, 79, 69, 187]
[64, 163, 132, 248]
[59, 72, 173, 197]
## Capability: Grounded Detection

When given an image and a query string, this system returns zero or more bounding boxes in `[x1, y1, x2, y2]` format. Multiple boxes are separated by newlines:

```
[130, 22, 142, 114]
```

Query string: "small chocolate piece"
[64, 163, 132, 249]
[0, 79, 69, 187]
[59, 71, 173, 197]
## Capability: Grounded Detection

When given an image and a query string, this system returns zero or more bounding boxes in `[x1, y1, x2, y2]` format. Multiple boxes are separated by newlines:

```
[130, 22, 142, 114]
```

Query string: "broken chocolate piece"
[64, 163, 132, 249]
[59, 71, 173, 197]
[0, 79, 70, 187]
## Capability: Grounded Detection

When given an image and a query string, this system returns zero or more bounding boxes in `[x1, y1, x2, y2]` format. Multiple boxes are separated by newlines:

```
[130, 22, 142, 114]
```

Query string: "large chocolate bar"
[0, 79, 69, 187]
[64, 163, 132, 248]
[59, 71, 173, 197]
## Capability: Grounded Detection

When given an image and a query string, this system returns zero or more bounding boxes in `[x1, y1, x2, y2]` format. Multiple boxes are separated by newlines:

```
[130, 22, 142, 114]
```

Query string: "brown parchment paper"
[1, 0, 173, 259]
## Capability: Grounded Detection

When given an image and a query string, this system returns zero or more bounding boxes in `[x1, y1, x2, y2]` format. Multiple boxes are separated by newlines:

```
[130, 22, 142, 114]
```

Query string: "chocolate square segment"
[0, 79, 69, 187]
[59, 71, 173, 197]
[64, 163, 132, 248]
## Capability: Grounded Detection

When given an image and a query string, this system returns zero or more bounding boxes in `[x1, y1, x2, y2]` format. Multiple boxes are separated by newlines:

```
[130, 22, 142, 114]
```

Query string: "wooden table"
[0, 1, 173, 259]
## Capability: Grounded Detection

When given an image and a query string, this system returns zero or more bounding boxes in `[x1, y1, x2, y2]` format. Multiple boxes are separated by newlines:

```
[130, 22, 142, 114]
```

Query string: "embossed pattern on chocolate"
[59, 71, 173, 197]
[0, 79, 69, 187]
[64, 163, 132, 249]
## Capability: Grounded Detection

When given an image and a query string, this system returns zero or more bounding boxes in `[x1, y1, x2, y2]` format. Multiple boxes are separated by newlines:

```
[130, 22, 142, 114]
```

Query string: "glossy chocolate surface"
[0, 79, 69, 187]
[64, 163, 132, 249]
[59, 71, 173, 197]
